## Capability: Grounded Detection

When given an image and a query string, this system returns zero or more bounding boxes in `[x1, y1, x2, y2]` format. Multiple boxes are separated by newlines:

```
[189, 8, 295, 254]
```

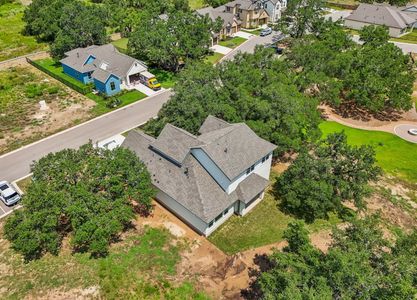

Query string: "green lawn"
[391, 30, 417, 44]
[188, 0, 205, 9]
[35, 58, 89, 91]
[87, 89, 146, 115]
[218, 37, 247, 49]
[149, 68, 177, 88]
[208, 172, 341, 254]
[205, 52, 224, 64]
[0, 2, 47, 61]
[320, 121, 417, 184]
[241, 29, 263, 36]
[0, 225, 208, 299]
[111, 37, 128, 53]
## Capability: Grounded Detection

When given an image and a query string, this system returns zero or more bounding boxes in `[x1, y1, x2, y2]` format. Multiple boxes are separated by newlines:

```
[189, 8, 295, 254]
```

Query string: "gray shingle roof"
[60, 44, 147, 81]
[346, 3, 416, 29]
[236, 173, 269, 203]
[122, 130, 237, 222]
[121, 116, 276, 223]
[196, 6, 241, 27]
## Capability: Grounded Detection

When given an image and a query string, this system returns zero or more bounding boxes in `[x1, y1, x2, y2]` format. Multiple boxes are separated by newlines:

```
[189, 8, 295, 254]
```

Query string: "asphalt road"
[222, 32, 275, 61]
[0, 90, 172, 183]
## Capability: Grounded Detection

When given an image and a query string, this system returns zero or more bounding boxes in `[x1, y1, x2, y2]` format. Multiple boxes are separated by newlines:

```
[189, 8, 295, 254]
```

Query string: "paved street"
[0, 90, 172, 183]
[222, 33, 275, 61]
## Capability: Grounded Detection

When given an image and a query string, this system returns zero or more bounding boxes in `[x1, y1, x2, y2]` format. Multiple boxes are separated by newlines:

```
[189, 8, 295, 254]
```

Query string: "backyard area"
[208, 170, 341, 254]
[0, 2, 47, 62]
[111, 37, 128, 53]
[0, 66, 95, 154]
[0, 220, 207, 299]
[320, 121, 417, 184]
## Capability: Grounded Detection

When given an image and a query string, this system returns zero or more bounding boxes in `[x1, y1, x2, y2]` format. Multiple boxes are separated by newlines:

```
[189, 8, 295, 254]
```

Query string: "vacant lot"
[320, 121, 417, 184]
[0, 66, 95, 154]
[208, 171, 341, 254]
[0, 2, 47, 62]
[0, 219, 208, 299]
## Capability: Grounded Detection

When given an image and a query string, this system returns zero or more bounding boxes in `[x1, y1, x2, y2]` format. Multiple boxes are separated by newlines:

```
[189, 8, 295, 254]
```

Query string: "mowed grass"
[149, 68, 177, 88]
[189, 0, 205, 9]
[208, 172, 341, 254]
[35, 58, 88, 90]
[111, 37, 128, 53]
[0, 2, 47, 61]
[0, 223, 209, 299]
[205, 52, 224, 64]
[391, 30, 417, 44]
[218, 37, 247, 49]
[320, 121, 417, 183]
[87, 89, 147, 115]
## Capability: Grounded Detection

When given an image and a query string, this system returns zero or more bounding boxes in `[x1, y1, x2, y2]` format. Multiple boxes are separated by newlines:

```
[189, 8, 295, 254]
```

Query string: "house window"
[215, 213, 223, 222]
[87, 72, 92, 79]
[209, 220, 214, 228]
[110, 82, 116, 91]
[262, 154, 270, 163]
[246, 164, 255, 175]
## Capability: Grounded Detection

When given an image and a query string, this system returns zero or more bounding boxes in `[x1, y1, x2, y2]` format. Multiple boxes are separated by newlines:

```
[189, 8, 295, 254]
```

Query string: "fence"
[26, 57, 92, 95]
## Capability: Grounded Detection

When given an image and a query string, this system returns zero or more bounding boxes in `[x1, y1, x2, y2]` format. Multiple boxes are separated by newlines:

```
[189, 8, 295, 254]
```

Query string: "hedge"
[26, 57, 92, 95]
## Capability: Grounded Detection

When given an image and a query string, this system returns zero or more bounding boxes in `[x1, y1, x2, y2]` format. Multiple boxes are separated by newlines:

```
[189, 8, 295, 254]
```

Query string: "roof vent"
[77, 52, 79, 58]
[184, 167, 189, 176]
[224, 148, 228, 153]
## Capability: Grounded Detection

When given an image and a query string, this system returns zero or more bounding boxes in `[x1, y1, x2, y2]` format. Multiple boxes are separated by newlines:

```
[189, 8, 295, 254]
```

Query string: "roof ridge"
[165, 123, 199, 140]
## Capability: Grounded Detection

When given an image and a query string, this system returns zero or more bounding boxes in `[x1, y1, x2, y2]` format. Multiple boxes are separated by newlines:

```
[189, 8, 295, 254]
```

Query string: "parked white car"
[408, 128, 417, 136]
[0, 181, 21, 206]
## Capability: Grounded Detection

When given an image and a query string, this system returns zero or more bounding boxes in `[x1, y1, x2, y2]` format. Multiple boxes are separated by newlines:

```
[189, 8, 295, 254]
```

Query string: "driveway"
[210, 44, 233, 55]
[394, 124, 417, 143]
[0, 90, 172, 183]
[222, 31, 275, 61]
[324, 9, 352, 22]
[234, 31, 254, 39]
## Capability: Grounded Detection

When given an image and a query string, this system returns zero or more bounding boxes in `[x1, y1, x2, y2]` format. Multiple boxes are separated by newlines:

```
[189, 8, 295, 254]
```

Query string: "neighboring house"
[60, 44, 152, 96]
[224, 0, 270, 28]
[122, 116, 277, 236]
[196, 6, 242, 44]
[400, 5, 417, 27]
[344, 3, 416, 37]
[263, 0, 287, 23]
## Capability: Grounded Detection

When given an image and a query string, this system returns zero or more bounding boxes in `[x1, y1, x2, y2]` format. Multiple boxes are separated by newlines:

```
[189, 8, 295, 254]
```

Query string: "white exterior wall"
[155, 189, 234, 236]
[240, 192, 265, 216]
[264, 1, 282, 23]
[126, 61, 147, 85]
[227, 152, 273, 194]
[191, 149, 231, 191]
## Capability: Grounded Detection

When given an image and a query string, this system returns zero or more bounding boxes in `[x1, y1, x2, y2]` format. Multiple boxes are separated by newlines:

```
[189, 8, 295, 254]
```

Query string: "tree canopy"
[287, 23, 415, 112]
[144, 48, 322, 156]
[275, 132, 381, 222]
[128, 10, 221, 72]
[244, 216, 417, 299]
[24, 0, 107, 59]
[4, 143, 155, 261]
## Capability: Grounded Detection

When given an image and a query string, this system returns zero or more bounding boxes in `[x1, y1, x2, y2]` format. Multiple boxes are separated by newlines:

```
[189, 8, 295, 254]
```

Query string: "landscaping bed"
[0, 2, 47, 62]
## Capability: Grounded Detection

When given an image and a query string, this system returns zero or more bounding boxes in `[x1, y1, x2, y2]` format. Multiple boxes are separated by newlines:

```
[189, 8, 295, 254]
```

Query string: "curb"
[0, 89, 171, 159]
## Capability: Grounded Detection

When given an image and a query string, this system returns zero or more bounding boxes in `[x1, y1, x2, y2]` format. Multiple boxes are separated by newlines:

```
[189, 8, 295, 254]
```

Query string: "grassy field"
[35, 58, 89, 91]
[208, 172, 341, 254]
[0, 223, 208, 299]
[320, 121, 417, 184]
[219, 37, 247, 49]
[0, 2, 47, 62]
[205, 52, 224, 64]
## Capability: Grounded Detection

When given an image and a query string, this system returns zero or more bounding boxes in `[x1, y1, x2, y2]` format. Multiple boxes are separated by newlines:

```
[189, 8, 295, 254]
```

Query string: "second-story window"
[246, 164, 255, 175]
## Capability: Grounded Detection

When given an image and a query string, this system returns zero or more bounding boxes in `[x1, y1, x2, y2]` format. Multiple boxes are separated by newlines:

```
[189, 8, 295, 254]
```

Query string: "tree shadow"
[241, 253, 276, 299]
[331, 101, 403, 122]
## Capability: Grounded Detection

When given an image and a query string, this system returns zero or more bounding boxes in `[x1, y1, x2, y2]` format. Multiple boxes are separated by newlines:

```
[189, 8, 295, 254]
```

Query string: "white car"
[408, 128, 417, 136]
[0, 181, 21, 206]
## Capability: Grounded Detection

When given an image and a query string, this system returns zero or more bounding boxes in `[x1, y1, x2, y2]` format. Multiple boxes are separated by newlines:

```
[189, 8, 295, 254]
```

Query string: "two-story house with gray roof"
[122, 116, 277, 236]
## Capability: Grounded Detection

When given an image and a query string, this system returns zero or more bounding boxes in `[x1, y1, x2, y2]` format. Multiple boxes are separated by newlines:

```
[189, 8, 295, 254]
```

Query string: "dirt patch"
[24, 286, 100, 300]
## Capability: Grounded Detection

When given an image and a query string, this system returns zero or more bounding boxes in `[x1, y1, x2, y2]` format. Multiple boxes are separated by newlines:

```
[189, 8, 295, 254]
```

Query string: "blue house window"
[87, 72, 92, 79]
[110, 82, 116, 90]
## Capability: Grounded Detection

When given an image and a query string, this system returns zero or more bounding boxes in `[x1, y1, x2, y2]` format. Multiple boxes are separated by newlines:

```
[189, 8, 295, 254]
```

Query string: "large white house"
[264, 0, 287, 23]
[122, 116, 277, 236]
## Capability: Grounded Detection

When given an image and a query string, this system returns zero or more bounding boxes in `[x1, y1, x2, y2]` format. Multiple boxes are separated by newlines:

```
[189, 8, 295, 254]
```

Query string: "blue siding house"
[60, 44, 149, 96]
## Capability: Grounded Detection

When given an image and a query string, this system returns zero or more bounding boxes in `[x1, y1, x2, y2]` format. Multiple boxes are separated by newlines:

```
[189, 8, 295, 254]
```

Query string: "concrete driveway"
[394, 124, 417, 143]
[211, 44, 233, 55]
[234, 31, 254, 39]
[324, 9, 352, 22]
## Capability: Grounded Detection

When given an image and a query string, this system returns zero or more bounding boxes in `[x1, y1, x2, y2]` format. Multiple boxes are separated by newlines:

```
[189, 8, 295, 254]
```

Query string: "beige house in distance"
[224, 0, 270, 28]
[344, 3, 416, 37]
